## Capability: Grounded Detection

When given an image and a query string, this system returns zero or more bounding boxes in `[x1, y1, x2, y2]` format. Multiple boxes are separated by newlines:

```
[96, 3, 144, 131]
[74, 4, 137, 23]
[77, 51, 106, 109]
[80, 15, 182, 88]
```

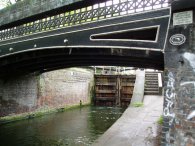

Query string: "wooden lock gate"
[94, 75, 136, 107]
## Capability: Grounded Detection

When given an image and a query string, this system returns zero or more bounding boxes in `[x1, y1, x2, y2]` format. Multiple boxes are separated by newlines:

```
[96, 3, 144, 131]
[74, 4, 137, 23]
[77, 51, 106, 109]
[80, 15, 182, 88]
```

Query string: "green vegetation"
[132, 102, 144, 107]
[157, 115, 163, 125]
[0, 103, 90, 125]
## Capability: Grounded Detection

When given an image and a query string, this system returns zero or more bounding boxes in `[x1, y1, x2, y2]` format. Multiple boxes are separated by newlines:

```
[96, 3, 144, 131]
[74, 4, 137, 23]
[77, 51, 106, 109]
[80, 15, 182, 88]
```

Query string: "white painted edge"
[162, 7, 171, 52]
[158, 73, 162, 87]
[89, 25, 160, 43]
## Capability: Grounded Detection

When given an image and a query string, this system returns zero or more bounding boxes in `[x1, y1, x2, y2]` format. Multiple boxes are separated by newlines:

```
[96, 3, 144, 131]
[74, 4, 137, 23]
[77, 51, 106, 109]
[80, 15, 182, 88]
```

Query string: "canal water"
[0, 106, 125, 146]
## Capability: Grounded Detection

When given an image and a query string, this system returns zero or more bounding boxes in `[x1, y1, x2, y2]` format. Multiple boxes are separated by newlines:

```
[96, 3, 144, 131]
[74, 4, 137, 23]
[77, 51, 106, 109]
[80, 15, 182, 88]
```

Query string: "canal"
[0, 106, 125, 146]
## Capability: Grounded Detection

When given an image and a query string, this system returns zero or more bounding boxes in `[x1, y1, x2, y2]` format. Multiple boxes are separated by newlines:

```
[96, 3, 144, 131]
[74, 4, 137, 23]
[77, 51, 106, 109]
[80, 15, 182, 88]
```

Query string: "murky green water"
[0, 106, 125, 146]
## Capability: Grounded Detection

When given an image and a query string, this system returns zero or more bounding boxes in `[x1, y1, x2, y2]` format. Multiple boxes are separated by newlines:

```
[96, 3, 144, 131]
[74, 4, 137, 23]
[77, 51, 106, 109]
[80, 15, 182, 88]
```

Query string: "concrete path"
[92, 95, 163, 146]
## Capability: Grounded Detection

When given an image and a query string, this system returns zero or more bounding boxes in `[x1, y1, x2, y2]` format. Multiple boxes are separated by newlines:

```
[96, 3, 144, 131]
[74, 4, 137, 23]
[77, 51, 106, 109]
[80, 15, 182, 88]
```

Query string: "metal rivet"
[9, 48, 13, 51]
[64, 39, 68, 43]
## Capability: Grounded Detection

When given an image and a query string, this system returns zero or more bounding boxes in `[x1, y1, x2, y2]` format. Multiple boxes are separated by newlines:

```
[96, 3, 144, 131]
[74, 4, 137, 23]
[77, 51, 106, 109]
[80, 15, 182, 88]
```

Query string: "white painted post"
[158, 73, 163, 95]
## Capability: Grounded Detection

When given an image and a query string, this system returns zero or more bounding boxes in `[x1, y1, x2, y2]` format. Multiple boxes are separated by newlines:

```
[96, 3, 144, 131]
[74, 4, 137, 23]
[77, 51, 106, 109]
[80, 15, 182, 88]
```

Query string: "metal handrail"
[0, 0, 170, 41]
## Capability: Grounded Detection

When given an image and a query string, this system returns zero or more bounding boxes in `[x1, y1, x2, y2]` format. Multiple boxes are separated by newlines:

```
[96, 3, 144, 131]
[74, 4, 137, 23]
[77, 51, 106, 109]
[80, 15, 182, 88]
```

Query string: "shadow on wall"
[0, 68, 94, 117]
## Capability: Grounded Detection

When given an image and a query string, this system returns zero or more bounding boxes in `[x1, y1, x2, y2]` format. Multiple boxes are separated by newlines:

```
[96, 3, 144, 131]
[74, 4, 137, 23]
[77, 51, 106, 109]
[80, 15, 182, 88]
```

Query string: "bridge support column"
[163, 1, 195, 145]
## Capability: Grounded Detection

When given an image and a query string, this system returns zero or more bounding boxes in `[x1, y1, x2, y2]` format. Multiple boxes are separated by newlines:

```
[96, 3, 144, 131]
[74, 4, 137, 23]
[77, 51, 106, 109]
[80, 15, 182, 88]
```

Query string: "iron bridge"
[0, 0, 171, 76]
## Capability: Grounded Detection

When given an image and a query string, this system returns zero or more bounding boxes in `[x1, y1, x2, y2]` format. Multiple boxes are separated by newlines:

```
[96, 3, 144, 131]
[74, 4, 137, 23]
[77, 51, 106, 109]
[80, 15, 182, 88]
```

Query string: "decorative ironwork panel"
[0, 0, 170, 41]
[0, 8, 170, 58]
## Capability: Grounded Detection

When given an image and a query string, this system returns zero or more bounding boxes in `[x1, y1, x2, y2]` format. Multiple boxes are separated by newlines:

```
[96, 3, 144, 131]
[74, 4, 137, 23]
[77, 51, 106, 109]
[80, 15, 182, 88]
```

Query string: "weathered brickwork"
[162, 3, 195, 145]
[38, 68, 94, 108]
[0, 74, 38, 116]
[1, 74, 38, 107]
[0, 68, 94, 117]
[0, 0, 82, 27]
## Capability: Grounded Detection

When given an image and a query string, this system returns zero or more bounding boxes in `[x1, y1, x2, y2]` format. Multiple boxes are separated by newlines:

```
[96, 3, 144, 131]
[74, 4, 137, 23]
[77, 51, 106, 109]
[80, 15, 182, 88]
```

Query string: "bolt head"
[64, 39, 68, 43]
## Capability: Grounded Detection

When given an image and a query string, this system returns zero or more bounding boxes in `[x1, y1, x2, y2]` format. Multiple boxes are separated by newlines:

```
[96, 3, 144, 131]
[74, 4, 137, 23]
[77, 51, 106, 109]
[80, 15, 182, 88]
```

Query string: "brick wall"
[0, 0, 83, 27]
[0, 74, 38, 116]
[2, 74, 38, 108]
[38, 68, 94, 108]
[0, 68, 94, 117]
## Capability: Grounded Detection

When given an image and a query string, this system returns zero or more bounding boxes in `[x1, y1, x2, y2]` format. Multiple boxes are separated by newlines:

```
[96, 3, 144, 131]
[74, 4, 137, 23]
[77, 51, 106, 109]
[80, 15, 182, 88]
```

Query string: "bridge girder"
[0, 7, 170, 77]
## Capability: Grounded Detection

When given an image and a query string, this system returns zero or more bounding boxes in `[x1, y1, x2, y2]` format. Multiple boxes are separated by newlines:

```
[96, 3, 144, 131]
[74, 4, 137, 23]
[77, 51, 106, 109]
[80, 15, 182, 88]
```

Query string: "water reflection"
[0, 106, 125, 146]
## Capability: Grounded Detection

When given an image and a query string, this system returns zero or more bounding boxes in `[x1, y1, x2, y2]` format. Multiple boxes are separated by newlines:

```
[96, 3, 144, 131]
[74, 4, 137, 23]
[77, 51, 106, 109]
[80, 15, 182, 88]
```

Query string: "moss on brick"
[0, 103, 90, 125]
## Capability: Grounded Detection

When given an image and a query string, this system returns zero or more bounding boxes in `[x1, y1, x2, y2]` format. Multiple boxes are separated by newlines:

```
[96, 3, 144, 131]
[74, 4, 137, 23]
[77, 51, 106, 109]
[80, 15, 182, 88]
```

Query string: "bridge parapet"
[0, 0, 83, 29]
[0, 0, 170, 41]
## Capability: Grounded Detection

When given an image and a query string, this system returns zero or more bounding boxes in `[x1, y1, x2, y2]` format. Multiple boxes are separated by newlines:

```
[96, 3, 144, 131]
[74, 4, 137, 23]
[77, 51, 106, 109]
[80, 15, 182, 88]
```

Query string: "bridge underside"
[0, 48, 164, 77]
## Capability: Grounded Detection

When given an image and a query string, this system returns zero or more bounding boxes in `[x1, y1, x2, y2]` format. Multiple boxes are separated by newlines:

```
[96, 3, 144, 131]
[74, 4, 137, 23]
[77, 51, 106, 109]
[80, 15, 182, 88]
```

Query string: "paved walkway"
[92, 95, 163, 146]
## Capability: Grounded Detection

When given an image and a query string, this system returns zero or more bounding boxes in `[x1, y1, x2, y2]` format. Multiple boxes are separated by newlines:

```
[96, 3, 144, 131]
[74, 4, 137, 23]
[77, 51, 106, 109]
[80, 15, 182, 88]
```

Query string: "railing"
[0, 0, 170, 41]
[94, 66, 136, 75]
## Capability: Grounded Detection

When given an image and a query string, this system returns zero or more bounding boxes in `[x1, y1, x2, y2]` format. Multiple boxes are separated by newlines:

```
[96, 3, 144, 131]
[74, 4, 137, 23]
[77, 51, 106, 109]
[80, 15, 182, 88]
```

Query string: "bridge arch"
[0, 46, 164, 76]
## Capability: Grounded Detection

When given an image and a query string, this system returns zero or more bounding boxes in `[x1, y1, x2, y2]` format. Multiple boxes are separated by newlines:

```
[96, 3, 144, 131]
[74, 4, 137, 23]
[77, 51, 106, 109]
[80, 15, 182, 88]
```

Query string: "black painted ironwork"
[0, 0, 169, 41]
